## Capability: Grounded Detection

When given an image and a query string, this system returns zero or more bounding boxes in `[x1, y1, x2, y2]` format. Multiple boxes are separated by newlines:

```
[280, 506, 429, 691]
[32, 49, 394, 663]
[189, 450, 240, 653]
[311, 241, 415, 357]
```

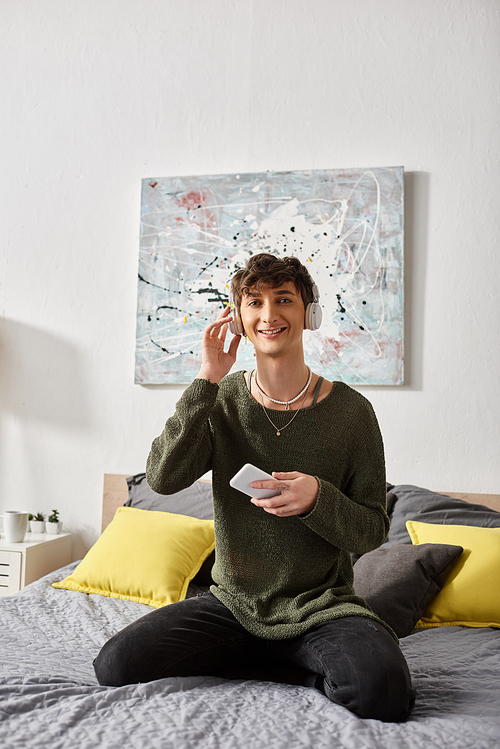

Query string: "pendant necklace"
[253, 369, 311, 436]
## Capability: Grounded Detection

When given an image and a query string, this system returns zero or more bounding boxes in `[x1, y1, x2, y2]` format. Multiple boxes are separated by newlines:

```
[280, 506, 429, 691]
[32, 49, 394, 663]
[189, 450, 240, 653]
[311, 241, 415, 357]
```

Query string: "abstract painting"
[135, 166, 404, 385]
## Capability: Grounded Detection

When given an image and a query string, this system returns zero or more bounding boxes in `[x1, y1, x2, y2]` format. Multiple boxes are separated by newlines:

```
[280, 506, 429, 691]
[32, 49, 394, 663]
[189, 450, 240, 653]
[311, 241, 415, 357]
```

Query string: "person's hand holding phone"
[249, 471, 319, 517]
[230, 464, 319, 517]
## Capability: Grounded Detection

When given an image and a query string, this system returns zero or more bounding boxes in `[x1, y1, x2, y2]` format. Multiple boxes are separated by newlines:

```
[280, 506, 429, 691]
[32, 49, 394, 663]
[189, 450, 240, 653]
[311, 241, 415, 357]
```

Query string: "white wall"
[1, 0, 499, 559]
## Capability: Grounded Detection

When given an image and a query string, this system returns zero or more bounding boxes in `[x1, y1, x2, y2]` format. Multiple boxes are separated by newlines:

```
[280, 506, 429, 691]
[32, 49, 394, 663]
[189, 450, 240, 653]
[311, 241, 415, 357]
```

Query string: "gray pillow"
[382, 484, 500, 548]
[125, 473, 213, 520]
[353, 543, 463, 638]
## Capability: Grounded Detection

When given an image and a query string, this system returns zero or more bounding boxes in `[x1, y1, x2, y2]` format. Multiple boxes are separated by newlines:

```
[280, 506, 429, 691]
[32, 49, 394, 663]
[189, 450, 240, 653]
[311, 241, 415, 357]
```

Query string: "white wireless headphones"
[228, 291, 245, 336]
[304, 283, 323, 331]
[228, 281, 322, 335]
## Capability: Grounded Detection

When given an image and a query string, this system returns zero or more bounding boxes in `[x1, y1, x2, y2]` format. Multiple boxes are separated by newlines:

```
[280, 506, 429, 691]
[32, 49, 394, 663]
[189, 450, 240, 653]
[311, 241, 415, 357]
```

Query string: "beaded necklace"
[253, 368, 312, 411]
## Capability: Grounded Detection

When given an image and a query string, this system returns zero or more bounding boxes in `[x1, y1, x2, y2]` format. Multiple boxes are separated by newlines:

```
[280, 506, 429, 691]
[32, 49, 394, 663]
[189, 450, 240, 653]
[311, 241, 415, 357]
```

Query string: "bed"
[1, 475, 500, 749]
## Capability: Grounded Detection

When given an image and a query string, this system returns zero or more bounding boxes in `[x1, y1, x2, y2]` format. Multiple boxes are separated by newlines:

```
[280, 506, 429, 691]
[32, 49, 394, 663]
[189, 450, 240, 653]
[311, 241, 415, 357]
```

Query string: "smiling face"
[239, 282, 306, 358]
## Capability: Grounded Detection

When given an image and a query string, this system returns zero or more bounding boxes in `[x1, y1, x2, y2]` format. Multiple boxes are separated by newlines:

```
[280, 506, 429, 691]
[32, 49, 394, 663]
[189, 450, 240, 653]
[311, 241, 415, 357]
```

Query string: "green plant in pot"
[29, 512, 45, 533]
[46, 510, 61, 535]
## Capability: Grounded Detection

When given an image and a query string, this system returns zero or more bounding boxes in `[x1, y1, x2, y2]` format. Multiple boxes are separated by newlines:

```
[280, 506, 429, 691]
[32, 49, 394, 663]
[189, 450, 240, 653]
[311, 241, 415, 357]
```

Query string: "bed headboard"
[102, 474, 130, 532]
[102, 474, 500, 533]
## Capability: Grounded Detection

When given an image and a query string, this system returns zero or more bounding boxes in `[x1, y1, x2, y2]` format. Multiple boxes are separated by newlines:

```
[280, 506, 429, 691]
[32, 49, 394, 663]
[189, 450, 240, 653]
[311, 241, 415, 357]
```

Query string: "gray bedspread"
[1, 563, 499, 749]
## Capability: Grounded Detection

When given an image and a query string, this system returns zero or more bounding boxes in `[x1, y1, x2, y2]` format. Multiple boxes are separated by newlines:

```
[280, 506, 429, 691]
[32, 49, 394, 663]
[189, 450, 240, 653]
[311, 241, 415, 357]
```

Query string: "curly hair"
[230, 254, 315, 312]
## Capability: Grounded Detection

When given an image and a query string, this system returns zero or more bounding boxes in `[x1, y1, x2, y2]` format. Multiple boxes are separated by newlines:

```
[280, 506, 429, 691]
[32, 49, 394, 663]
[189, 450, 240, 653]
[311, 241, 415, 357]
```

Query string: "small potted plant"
[29, 512, 45, 533]
[46, 510, 62, 534]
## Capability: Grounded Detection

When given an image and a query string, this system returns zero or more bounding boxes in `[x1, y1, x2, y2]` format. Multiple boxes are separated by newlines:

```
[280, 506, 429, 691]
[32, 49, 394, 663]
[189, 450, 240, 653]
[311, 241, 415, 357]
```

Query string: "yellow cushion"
[406, 520, 500, 629]
[53, 506, 215, 608]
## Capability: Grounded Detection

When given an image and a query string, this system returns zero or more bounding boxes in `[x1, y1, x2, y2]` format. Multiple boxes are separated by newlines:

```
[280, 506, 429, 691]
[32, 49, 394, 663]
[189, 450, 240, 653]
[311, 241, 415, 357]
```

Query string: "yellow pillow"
[53, 506, 215, 608]
[406, 520, 500, 629]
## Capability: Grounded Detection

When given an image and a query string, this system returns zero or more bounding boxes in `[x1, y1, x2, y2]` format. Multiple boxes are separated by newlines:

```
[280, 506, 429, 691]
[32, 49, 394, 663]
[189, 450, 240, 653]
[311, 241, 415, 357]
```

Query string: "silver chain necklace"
[260, 389, 309, 436]
[254, 367, 312, 411]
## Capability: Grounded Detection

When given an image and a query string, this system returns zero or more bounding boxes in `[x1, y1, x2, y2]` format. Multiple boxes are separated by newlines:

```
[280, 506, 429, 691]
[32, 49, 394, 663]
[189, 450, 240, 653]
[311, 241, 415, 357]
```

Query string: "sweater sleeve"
[299, 395, 389, 554]
[300, 470, 389, 554]
[146, 378, 219, 495]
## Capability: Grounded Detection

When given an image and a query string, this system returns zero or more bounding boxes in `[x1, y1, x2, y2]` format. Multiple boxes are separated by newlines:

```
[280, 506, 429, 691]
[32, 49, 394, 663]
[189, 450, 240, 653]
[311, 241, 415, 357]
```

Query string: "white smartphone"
[229, 463, 281, 499]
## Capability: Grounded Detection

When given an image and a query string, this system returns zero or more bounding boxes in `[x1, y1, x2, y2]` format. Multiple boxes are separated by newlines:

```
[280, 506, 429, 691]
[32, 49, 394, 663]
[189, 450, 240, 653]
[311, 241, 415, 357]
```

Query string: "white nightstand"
[0, 532, 72, 596]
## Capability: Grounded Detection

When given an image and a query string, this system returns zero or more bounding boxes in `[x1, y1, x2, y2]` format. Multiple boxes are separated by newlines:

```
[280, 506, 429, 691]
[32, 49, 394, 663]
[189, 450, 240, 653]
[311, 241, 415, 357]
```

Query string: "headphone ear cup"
[305, 302, 323, 331]
[229, 310, 244, 336]
[228, 291, 244, 336]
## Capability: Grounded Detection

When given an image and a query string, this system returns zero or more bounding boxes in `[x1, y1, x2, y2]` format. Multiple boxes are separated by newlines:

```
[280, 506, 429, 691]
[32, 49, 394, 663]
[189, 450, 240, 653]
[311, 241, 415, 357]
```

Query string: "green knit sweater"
[146, 372, 395, 640]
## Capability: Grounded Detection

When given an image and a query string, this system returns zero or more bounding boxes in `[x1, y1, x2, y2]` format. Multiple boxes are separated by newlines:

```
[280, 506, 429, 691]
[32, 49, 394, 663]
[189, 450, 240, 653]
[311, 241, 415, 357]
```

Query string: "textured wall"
[1, 0, 498, 558]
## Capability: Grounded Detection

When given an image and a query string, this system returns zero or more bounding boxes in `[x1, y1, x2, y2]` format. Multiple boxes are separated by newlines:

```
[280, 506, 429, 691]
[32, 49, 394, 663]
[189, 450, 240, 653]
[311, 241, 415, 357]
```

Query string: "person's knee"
[93, 636, 136, 687]
[321, 660, 416, 722]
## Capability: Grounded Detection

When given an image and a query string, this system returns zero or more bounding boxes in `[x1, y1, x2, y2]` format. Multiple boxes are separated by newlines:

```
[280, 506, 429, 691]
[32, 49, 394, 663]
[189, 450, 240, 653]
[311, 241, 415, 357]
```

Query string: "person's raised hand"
[196, 306, 241, 384]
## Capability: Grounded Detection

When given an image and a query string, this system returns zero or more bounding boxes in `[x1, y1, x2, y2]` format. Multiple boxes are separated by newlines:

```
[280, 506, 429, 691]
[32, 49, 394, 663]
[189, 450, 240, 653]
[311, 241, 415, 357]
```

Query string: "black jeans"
[94, 592, 415, 722]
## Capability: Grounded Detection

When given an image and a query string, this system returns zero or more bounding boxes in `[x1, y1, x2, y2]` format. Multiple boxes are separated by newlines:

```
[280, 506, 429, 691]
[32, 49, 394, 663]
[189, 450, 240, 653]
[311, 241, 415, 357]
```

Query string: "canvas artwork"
[135, 166, 404, 385]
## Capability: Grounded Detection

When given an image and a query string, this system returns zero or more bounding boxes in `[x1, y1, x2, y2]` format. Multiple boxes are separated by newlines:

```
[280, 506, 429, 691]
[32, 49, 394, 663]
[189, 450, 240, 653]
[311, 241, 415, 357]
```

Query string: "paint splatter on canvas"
[135, 166, 404, 385]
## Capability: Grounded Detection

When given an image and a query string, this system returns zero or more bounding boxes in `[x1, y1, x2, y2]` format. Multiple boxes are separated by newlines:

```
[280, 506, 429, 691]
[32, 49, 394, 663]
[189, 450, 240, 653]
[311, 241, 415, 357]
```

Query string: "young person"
[94, 253, 415, 722]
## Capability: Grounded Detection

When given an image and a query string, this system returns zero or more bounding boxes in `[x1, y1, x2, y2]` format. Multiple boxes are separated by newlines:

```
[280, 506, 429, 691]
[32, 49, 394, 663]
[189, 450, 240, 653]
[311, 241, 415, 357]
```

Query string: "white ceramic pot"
[45, 521, 62, 534]
[29, 520, 45, 533]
